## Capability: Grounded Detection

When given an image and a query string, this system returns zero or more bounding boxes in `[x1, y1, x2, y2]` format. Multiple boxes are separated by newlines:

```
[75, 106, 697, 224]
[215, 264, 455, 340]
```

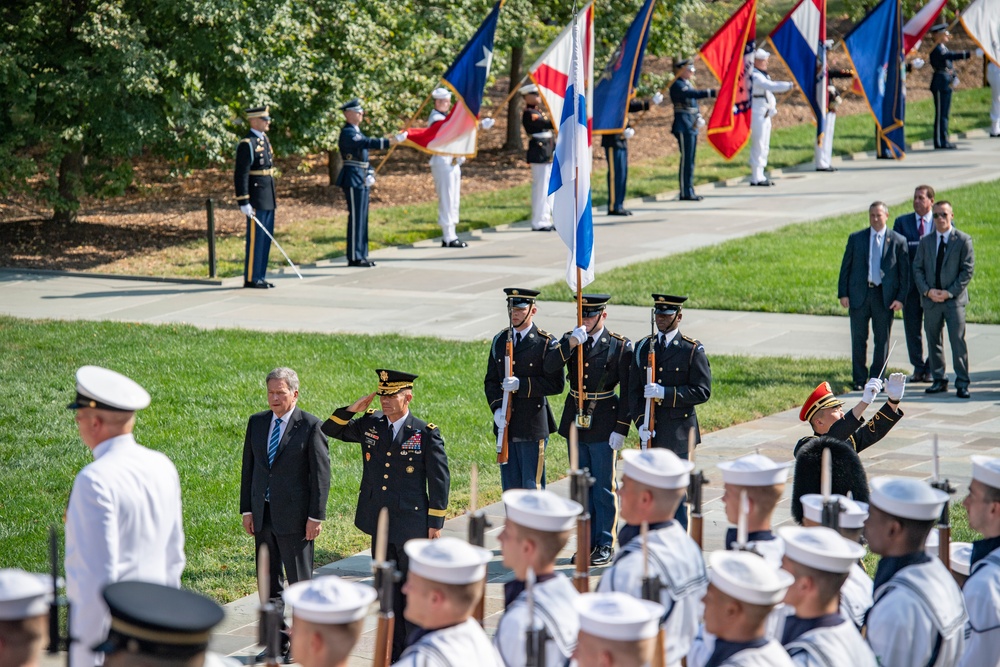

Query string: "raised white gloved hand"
[828, 85, 838, 95]
[638, 425, 652, 447]
[952, 77, 961, 89]
[912, 58, 925, 69]
[609, 432, 627, 450]
[455, 156, 466, 165]
[624, 127, 636, 139]
[644, 383, 665, 400]
[862, 377, 883, 404]
[570, 326, 588, 346]
[696, 116, 706, 128]
[493, 408, 506, 428]
[365, 173, 376, 187]
[480, 117, 496, 130]
[240, 203, 254, 216]
[501, 376, 520, 392]
[885, 372, 906, 402]
[394, 131, 408, 142]
[652, 92, 664, 105]
[976, 48, 985, 57]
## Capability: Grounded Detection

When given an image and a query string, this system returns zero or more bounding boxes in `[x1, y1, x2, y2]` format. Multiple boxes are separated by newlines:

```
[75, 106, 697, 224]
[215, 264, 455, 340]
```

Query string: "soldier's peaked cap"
[94, 582, 224, 659]
[799, 382, 844, 422]
[652, 294, 687, 314]
[929, 23, 949, 33]
[247, 105, 270, 120]
[581, 294, 611, 316]
[674, 58, 694, 70]
[375, 369, 417, 396]
[67, 365, 150, 412]
[504, 288, 540, 307]
[792, 435, 869, 523]
[340, 98, 364, 113]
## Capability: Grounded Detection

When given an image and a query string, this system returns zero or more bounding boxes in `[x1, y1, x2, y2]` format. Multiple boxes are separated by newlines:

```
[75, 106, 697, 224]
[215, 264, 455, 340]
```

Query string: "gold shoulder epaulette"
[537, 328, 555, 339]
[609, 331, 628, 342]
[366, 408, 376, 415]
[239, 137, 252, 145]
[427, 423, 438, 430]
[682, 334, 702, 345]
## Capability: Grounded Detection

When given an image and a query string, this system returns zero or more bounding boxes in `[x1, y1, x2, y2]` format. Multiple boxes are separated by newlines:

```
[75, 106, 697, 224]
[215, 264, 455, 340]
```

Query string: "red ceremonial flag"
[698, 0, 758, 160]
[903, 0, 947, 54]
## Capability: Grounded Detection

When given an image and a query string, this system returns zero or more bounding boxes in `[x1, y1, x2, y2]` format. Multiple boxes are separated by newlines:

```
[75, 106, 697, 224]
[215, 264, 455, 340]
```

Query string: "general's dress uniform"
[929, 25, 972, 149]
[601, 99, 650, 215]
[670, 60, 716, 201]
[520, 84, 555, 231]
[485, 288, 564, 491]
[543, 294, 632, 556]
[748, 50, 794, 186]
[958, 456, 1000, 667]
[336, 98, 389, 266]
[234, 106, 277, 287]
[793, 382, 901, 457]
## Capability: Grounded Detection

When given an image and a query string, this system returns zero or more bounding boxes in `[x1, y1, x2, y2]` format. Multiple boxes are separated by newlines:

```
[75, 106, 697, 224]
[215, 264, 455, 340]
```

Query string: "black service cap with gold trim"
[93, 581, 224, 659]
[376, 369, 418, 395]
[674, 58, 694, 70]
[246, 105, 270, 120]
[652, 294, 687, 314]
[581, 294, 611, 317]
[503, 287, 540, 308]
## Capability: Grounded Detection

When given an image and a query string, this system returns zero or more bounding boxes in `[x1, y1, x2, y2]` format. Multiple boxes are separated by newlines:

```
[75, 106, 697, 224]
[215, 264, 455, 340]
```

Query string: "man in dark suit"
[321, 369, 450, 660]
[913, 200, 975, 399]
[892, 185, 936, 382]
[240, 367, 330, 662]
[838, 201, 910, 389]
[543, 294, 632, 565]
[485, 288, 564, 491]
[234, 105, 277, 288]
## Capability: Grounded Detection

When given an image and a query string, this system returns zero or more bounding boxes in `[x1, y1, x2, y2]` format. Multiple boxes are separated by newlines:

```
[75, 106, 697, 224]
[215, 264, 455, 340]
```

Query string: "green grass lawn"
[165, 88, 993, 279]
[542, 178, 1000, 324]
[1, 316, 855, 602]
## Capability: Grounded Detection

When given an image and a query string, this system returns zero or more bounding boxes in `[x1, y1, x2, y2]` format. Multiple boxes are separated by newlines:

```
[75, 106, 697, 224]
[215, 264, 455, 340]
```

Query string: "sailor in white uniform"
[493, 489, 583, 666]
[778, 526, 876, 666]
[428, 88, 473, 248]
[864, 476, 967, 667]
[573, 592, 665, 667]
[958, 455, 1000, 667]
[64, 366, 185, 667]
[397, 537, 502, 667]
[0, 569, 54, 667]
[282, 575, 377, 667]
[718, 454, 793, 568]
[748, 49, 793, 186]
[597, 449, 707, 666]
[798, 494, 873, 630]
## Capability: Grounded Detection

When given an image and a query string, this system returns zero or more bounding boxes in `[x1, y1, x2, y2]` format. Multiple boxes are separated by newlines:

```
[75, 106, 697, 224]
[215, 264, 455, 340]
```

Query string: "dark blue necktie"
[267, 417, 283, 467]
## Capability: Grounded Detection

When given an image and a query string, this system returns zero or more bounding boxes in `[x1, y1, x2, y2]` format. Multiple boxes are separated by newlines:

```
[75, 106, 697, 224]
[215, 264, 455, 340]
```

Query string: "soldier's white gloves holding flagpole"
[394, 131, 408, 142]
[644, 383, 665, 400]
[501, 376, 520, 392]
[885, 372, 906, 402]
[623, 127, 636, 139]
[609, 433, 626, 450]
[638, 426, 652, 447]
[570, 326, 588, 346]
[862, 377, 883, 404]
[480, 117, 495, 129]
[652, 92, 664, 105]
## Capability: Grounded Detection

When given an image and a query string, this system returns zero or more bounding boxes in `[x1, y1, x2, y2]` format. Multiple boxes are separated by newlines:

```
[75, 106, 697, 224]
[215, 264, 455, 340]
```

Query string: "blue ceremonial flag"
[843, 0, 905, 159]
[549, 14, 594, 291]
[592, 0, 657, 134]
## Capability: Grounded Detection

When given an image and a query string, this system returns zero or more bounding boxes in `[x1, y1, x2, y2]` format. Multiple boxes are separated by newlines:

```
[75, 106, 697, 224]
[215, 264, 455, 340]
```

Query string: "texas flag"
[903, 0, 948, 54]
[527, 2, 594, 130]
[769, 0, 826, 139]
[403, 2, 501, 158]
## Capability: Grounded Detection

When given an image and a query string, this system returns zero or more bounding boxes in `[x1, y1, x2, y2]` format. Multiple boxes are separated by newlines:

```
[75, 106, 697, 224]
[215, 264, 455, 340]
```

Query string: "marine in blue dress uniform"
[669, 60, 716, 202]
[234, 105, 277, 288]
[928, 25, 972, 150]
[335, 98, 399, 267]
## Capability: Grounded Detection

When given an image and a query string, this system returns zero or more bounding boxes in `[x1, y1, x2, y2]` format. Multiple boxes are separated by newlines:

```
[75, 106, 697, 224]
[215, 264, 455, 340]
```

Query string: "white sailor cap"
[925, 529, 939, 556]
[971, 455, 1000, 490]
[503, 490, 582, 533]
[282, 576, 376, 625]
[778, 526, 866, 574]
[799, 494, 869, 529]
[519, 83, 539, 95]
[0, 570, 53, 620]
[405, 537, 491, 585]
[708, 551, 794, 606]
[574, 592, 664, 641]
[67, 365, 150, 412]
[718, 454, 791, 487]
[870, 476, 948, 521]
[431, 87, 452, 100]
[754, 48, 771, 60]
[621, 449, 693, 490]
[950, 542, 973, 576]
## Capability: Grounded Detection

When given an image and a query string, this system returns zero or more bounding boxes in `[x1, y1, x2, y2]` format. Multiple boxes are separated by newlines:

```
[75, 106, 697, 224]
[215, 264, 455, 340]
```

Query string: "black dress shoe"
[957, 387, 971, 399]
[750, 180, 774, 186]
[442, 239, 468, 248]
[570, 552, 577, 565]
[853, 384, 864, 391]
[532, 226, 556, 231]
[348, 259, 376, 267]
[816, 167, 838, 172]
[680, 195, 704, 201]
[263, 281, 275, 288]
[243, 281, 269, 289]
[936, 143, 958, 150]
[590, 544, 613, 566]
[908, 372, 930, 383]
[608, 209, 632, 216]
[926, 380, 949, 394]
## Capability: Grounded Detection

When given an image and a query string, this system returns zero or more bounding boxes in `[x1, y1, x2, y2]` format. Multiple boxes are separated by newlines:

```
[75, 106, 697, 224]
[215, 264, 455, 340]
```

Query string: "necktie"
[583, 338, 593, 355]
[267, 417, 283, 466]
[870, 233, 882, 285]
[514, 332, 521, 347]
[935, 237, 947, 289]
[918, 216, 925, 237]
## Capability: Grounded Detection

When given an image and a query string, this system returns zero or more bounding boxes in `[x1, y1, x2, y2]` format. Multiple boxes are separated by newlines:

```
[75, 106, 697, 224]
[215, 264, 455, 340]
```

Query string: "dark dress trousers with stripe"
[234, 131, 276, 283]
[336, 124, 389, 262]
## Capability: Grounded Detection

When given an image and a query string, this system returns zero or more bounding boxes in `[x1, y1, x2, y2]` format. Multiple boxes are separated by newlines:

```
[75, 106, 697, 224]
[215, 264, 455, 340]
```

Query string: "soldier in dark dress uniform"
[519, 84, 556, 232]
[793, 377, 905, 457]
[929, 24, 973, 149]
[543, 294, 632, 565]
[335, 99, 401, 268]
[600, 96, 661, 216]
[669, 59, 716, 201]
[234, 105, 277, 288]
[321, 369, 450, 660]
[485, 288, 564, 491]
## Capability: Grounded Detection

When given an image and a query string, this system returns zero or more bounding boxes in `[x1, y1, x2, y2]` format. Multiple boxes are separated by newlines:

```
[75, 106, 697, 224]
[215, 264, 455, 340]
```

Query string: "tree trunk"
[53, 145, 84, 224]
[504, 45, 524, 151]
[327, 149, 342, 187]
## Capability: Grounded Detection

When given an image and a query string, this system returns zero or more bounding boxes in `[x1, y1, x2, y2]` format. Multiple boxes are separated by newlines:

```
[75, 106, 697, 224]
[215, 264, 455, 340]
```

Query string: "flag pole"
[374, 90, 434, 175]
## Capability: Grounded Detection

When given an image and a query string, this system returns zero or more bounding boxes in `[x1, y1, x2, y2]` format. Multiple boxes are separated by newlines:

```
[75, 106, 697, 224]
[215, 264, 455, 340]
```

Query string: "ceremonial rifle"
[524, 568, 548, 667]
[468, 464, 491, 626]
[930, 436, 956, 571]
[641, 522, 667, 667]
[47, 525, 72, 667]
[819, 448, 841, 531]
[372, 508, 398, 667]
[498, 310, 514, 465]
[256, 545, 282, 667]
[687, 429, 706, 549]
[642, 310, 657, 451]
[569, 424, 594, 593]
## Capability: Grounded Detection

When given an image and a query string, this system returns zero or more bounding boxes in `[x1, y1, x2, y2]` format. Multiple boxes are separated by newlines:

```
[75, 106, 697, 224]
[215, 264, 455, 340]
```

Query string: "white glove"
[912, 57, 925, 69]
[638, 426, 652, 446]
[609, 433, 626, 450]
[644, 383, 665, 400]
[952, 77, 961, 89]
[365, 173, 376, 187]
[570, 326, 588, 346]
[827, 85, 837, 95]
[394, 131, 408, 142]
[766, 107, 778, 118]
[623, 127, 636, 139]
[455, 156, 466, 165]
[480, 117, 495, 130]
[501, 376, 520, 392]
[696, 116, 706, 128]
[976, 48, 985, 58]
[240, 203, 253, 216]
[493, 409, 506, 428]
[862, 378, 883, 404]
[885, 372, 906, 402]
[824, 39, 835, 48]
[652, 92, 664, 105]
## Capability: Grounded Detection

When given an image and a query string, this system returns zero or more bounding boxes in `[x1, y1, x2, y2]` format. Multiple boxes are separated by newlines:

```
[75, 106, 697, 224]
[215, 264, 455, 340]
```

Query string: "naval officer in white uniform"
[65, 366, 185, 667]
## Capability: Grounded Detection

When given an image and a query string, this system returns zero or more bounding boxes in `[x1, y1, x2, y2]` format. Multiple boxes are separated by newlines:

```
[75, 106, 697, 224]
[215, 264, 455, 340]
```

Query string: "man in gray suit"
[913, 200, 975, 398]
[838, 202, 910, 390]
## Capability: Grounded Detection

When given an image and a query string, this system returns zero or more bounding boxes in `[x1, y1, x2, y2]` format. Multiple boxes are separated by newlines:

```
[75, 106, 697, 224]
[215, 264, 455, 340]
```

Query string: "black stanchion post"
[206, 198, 217, 278]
